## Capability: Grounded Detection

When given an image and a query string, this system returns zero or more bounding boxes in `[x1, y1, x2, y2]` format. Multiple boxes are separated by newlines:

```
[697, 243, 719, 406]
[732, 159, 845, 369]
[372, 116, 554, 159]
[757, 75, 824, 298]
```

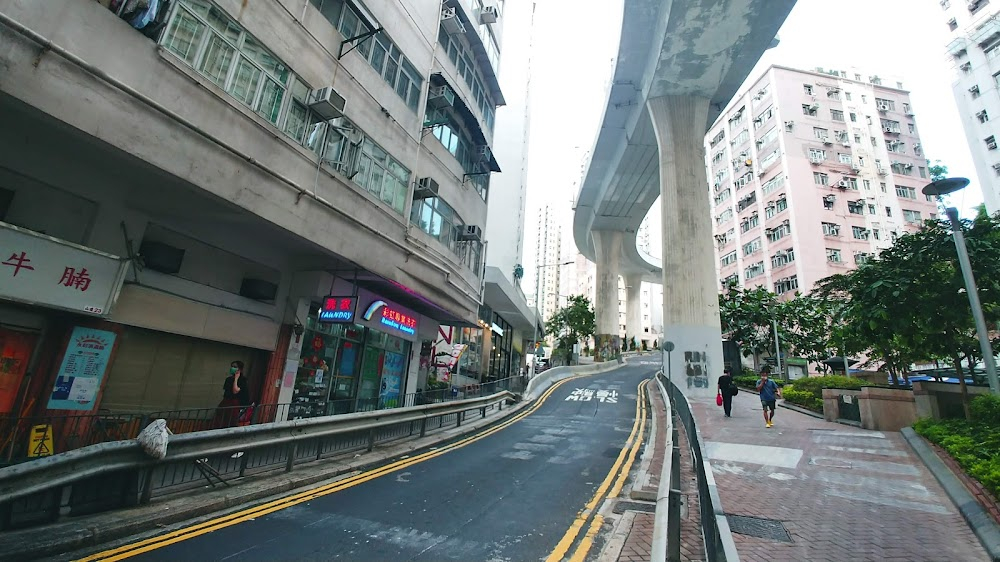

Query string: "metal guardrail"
[0, 376, 526, 466]
[0, 391, 514, 531]
[656, 371, 740, 562]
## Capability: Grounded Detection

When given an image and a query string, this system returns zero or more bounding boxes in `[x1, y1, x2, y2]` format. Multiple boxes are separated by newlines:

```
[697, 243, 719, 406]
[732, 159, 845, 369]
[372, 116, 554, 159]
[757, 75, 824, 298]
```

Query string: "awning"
[430, 74, 501, 173]
[482, 266, 537, 333]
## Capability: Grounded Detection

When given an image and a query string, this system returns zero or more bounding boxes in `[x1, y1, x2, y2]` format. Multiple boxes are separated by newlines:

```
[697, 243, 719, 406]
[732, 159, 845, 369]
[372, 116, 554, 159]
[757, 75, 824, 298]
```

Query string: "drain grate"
[726, 515, 792, 542]
[613, 500, 656, 514]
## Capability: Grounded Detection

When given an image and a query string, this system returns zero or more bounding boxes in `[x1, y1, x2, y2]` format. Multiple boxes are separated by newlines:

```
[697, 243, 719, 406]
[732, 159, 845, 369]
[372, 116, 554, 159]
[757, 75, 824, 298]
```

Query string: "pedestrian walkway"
[687, 394, 990, 562]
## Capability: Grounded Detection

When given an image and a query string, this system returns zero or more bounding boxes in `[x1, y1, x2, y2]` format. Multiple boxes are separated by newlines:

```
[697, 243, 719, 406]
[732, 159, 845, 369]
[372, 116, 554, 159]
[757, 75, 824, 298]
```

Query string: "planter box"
[913, 381, 993, 420]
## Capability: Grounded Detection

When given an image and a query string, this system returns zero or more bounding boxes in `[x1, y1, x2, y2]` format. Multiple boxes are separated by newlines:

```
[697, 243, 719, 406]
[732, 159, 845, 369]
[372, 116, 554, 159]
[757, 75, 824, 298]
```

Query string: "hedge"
[914, 394, 1000, 500]
[733, 375, 786, 389]
[780, 375, 872, 413]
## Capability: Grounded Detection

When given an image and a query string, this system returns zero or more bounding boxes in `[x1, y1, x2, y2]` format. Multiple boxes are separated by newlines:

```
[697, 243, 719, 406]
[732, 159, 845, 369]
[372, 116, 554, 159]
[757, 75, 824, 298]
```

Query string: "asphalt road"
[76, 364, 655, 562]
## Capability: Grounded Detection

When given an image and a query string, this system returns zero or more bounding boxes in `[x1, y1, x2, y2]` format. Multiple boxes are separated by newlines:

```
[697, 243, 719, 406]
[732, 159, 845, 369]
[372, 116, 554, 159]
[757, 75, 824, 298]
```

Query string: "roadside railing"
[0, 376, 526, 467]
[0, 390, 515, 531]
[656, 371, 740, 562]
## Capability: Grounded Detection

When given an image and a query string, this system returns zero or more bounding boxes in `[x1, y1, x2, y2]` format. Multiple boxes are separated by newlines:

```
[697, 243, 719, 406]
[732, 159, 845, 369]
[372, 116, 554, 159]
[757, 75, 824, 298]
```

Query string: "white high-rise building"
[529, 205, 563, 322]
[941, 0, 1000, 214]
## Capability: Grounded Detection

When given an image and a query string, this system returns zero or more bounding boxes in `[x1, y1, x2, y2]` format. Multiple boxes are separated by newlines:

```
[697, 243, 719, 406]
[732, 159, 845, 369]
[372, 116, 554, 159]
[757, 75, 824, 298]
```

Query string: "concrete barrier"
[523, 361, 623, 401]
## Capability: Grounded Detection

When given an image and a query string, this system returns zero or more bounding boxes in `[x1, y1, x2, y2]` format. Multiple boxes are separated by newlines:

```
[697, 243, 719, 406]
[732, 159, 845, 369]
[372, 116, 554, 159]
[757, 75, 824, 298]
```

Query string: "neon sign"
[319, 296, 358, 323]
[363, 300, 418, 336]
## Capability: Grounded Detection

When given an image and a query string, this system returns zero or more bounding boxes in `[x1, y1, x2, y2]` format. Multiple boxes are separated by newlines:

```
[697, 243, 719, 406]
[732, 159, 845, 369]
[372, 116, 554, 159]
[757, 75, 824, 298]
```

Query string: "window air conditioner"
[480, 5, 499, 24]
[837, 180, 849, 188]
[441, 8, 466, 35]
[823, 138, 833, 145]
[415, 177, 440, 198]
[428, 86, 455, 109]
[457, 225, 483, 242]
[308, 87, 347, 120]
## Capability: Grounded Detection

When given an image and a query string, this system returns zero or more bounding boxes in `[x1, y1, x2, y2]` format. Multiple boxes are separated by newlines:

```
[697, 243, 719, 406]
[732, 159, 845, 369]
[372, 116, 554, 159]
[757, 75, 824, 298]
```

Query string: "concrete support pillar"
[593, 230, 623, 362]
[647, 95, 724, 397]
[625, 274, 644, 351]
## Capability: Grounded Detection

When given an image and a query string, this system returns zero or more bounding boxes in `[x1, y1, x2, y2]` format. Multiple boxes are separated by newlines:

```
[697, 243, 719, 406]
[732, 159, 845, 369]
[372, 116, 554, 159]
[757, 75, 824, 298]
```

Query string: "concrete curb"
[1, 363, 627, 561]
[901, 427, 1000, 561]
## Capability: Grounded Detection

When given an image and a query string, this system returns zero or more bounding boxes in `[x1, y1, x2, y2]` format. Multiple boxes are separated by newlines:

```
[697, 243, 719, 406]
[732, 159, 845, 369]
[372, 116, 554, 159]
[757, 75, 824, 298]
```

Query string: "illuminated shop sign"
[363, 300, 418, 336]
[319, 296, 358, 323]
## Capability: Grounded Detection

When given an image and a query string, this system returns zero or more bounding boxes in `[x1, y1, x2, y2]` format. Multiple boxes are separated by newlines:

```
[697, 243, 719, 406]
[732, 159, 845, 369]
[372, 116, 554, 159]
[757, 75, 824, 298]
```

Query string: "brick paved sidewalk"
[687, 392, 990, 562]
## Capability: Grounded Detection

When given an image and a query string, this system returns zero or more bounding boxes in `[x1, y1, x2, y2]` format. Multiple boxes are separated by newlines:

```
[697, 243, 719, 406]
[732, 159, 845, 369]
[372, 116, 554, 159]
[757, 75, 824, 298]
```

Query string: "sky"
[518, 0, 986, 278]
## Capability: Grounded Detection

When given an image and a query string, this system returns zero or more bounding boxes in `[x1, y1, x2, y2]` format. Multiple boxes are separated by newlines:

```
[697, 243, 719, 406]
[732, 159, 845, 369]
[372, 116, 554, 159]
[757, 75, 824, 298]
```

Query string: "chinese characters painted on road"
[565, 388, 619, 403]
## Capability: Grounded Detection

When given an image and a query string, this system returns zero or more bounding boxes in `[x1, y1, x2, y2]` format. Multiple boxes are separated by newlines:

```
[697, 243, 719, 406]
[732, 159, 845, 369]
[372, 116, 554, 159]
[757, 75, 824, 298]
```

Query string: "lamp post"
[922, 178, 999, 395]
[529, 260, 573, 380]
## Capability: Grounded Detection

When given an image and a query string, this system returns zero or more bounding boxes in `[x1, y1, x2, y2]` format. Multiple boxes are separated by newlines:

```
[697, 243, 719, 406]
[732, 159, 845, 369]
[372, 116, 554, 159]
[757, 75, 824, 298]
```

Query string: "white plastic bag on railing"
[137, 418, 170, 459]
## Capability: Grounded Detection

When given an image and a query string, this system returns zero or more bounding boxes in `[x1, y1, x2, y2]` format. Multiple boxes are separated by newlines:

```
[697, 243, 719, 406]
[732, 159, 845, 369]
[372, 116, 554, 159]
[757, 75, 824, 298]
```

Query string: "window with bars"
[826, 248, 843, 263]
[822, 222, 841, 236]
[773, 275, 799, 294]
[771, 249, 795, 269]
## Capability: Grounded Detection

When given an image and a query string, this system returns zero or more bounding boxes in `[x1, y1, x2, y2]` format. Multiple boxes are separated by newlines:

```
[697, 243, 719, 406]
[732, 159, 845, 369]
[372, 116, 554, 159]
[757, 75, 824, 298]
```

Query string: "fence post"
[481, 406, 486, 419]
[285, 443, 297, 472]
[367, 428, 376, 452]
[420, 418, 427, 438]
[139, 467, 155, 504]
[456, 411, 462, 428]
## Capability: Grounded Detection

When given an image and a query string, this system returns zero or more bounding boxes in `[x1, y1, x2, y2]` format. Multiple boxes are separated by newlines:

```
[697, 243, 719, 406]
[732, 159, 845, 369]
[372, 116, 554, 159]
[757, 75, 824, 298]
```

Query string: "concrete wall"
[822, 387, 917, 432]
[0, 0, 488, 324]
[913, 381, 994, 420]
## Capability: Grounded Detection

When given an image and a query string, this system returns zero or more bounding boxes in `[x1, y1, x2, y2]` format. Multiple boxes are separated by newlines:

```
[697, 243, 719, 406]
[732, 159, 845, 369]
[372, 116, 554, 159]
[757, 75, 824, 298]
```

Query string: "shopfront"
[286, 290, 420, 419]
[0, 221, 128, 417]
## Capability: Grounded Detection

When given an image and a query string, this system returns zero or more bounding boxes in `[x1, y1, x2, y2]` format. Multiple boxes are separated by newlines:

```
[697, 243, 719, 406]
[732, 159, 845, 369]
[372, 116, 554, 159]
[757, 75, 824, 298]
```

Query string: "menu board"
[47, 327, 116, 411]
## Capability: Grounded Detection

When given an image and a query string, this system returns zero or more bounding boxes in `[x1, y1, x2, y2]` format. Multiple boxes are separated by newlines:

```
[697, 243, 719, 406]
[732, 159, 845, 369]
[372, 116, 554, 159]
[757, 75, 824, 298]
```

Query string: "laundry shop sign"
[0, 221, 128, 316]
[363, 300, 418, 338]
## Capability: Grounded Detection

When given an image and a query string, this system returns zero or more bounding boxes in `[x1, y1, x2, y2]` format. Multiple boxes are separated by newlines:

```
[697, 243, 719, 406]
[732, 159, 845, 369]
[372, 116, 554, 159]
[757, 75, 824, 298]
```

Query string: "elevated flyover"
[572, 0, 795, 392]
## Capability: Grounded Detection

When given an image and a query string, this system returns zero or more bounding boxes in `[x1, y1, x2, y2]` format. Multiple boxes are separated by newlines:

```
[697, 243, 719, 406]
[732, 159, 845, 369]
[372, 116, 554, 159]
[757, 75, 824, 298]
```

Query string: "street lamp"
[529, 260, 574, 380]
[922, 177, 999, 395]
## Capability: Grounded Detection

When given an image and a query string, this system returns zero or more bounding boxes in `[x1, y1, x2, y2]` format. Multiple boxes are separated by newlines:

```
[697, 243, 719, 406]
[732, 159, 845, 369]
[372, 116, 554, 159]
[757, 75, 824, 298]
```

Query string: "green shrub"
[970, 394, 1000, 426]
[914, 416, 1000, 500]
[733, 375, 786, 389]
[782, 388, 823, 412]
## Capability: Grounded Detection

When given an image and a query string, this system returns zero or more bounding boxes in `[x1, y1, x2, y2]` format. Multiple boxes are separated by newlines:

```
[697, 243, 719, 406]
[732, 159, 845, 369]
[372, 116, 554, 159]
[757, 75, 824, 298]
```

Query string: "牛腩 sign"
[0, 221, 128, 316]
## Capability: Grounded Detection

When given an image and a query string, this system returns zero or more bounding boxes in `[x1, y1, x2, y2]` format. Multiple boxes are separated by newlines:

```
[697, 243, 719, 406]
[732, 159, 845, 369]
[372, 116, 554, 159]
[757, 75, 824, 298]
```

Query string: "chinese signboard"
[319, 295, 358, 323]
[362, 299, 419, 339]
[47, 327, 117, 411]
[0, 222, 128, 316]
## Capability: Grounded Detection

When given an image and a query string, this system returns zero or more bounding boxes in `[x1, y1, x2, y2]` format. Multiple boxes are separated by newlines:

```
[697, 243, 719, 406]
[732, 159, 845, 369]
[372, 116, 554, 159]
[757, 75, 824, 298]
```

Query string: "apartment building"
[0, 0, 505, 422]
[528, 205, 563, 322]
[706, 65, 939, 296]
[941, 0, 1000, 214]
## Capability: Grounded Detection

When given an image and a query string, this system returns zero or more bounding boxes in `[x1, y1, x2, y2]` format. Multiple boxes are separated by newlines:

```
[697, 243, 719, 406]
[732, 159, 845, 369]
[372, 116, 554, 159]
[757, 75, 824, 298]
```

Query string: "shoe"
[766, 422, 772, 428]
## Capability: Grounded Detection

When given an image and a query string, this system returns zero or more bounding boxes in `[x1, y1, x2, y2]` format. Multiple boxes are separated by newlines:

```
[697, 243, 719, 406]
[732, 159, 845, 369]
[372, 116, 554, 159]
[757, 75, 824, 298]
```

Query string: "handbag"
[716, 391, 723, 406]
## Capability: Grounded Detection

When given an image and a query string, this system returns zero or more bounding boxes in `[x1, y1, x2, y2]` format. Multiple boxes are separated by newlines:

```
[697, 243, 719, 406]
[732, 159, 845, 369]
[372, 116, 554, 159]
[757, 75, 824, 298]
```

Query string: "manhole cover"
[613, 501, 656, 514]
[726, 515, 792, 542]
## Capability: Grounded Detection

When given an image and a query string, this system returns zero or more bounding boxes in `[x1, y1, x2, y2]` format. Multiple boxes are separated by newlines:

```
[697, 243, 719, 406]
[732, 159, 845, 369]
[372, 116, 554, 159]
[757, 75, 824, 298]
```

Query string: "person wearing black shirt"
[718, 366, 735, 417]
[213, 360, 250, 428]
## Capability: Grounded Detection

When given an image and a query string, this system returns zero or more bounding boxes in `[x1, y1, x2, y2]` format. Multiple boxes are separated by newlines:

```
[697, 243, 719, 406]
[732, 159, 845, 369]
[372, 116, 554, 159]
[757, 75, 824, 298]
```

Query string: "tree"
[928, 160, 949, 182]
[545, 295, 597, 365]
[815, 211, 1000, 407]
[719, 284, 780, 366]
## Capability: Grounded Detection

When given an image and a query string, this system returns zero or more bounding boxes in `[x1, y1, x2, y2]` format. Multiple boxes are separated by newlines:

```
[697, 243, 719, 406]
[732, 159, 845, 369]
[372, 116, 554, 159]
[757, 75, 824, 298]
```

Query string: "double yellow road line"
[77, 375, 587, 562]
[545, 378, 649, 562]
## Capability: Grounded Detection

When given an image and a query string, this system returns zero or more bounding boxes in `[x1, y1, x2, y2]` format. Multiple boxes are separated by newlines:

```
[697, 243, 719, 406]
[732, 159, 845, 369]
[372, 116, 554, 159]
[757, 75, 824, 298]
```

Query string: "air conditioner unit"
[837, 180, 848, 188]
[969, 0, 981, 11]
[307, 87, 347, 120]
[883, 126, 894, 133]
[989, 141, 998, 150]
[822, 139, 833, 145]
[993, 163, 1000, 171]
[842, 142, 851, 147]
[480, 5, 498, 24]
[903, 163, 913, 169]
[810, 156, 824, 164]
[428, 86, 455, 109]
[877, 168, 888, 176]
[475, 145, 493, 162]
[809, 104, 819, 111]
[851, 167, 861, 173]
[784, 121, 794, 130]
[415, 177, 440, 198]
[457, 225, 483, 242]
[877, 103, 889, 112]
[757, 171, 766, 177]
[441, 7, 466, 35]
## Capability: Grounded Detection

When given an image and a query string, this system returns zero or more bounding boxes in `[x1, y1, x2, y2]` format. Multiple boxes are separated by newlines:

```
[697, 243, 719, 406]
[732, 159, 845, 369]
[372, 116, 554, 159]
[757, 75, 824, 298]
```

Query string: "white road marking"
[704, 442, 803, 469]
[823, 445, 907, 457]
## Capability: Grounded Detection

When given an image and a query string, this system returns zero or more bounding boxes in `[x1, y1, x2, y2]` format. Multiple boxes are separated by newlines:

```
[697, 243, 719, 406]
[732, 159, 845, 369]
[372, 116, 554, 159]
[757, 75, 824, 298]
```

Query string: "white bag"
[137, 418, 170, 459]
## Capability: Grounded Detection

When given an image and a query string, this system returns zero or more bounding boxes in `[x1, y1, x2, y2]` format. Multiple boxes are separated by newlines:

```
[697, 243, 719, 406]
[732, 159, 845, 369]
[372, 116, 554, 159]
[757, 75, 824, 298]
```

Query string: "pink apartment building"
[706, 65, 940, 297]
